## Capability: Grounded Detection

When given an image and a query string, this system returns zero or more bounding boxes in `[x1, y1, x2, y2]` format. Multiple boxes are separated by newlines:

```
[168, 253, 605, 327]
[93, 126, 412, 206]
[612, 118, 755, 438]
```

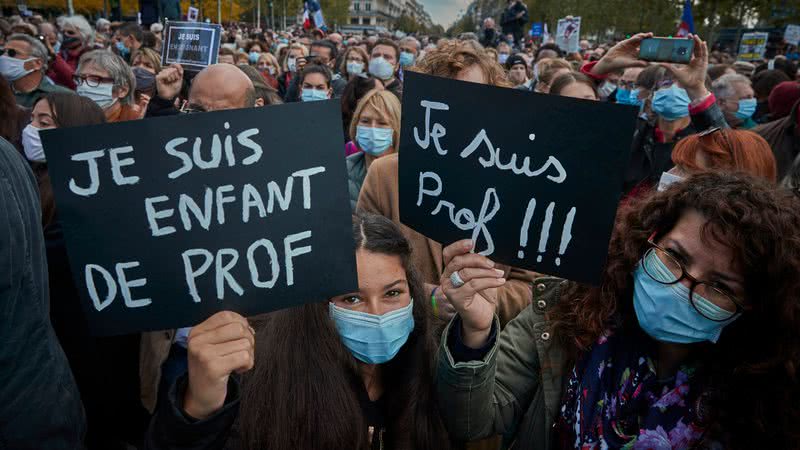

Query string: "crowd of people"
[2, 6, 800, 450]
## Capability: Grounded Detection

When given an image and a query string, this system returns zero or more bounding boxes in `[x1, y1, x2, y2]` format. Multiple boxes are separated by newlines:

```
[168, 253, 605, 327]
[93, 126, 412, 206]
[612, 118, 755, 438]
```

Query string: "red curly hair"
[671, 129, 777, 182]
[551, 172, 800, 448]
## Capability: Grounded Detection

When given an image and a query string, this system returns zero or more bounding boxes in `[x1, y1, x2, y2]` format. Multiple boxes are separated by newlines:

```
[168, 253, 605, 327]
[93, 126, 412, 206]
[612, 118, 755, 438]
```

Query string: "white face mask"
[598, 81, 616, 99]
[77, 82, 117, 109]
[368, 57, 395, 81]
[0, 55, 36, 81]
[22, 124, 45, 161]
[657, 170, 685, 192]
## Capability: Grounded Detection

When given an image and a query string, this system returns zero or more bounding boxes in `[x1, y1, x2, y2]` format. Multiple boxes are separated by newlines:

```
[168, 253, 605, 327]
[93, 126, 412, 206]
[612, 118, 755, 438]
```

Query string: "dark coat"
[500, 1, 529, 36]
[624, 101, 729, 194]
[754, 99, 800, 187]
[0, 137, 86, 449]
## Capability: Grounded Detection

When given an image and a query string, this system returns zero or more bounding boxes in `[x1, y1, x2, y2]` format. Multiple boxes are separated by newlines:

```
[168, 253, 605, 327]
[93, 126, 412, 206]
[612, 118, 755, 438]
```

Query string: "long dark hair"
[35, 92, 106, 128]
[238, 212, 450, 450]
[0, 79, 24, 148]
[551, 172, 800, 448]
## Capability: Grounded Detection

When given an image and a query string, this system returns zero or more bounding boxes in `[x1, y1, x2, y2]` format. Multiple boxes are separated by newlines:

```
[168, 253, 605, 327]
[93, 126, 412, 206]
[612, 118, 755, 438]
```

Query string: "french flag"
[303, 1, 327, 31]
[676, 0, 694, 37]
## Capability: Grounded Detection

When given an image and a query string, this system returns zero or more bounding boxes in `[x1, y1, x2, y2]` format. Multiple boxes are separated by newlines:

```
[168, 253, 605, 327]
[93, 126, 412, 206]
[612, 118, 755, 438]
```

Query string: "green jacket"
[13, 76, 71, 108]
[436, 277, 570, 450]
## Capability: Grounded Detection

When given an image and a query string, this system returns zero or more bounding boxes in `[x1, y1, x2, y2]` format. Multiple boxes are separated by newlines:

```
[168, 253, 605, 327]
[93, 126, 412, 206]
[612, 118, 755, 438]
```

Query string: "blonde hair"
[349, 90, 402, 152]
[131, 47, 162, 73]
[282, 43, 309, 70]
[536, 58, 573, 85]
[258, 52, 280, 71]
[412, 40, 510, 87]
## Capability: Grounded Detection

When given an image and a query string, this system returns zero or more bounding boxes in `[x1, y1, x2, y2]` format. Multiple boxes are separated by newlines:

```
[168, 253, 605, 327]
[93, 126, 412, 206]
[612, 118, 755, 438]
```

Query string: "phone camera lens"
[677, 48, 687, 55]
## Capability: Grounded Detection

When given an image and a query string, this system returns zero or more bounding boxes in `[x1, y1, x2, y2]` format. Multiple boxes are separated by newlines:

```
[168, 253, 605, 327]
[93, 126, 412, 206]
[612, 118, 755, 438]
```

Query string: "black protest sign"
[161, 21, 221, 70]
[42, 101, 357, 335]
[398, 72, 637, 285]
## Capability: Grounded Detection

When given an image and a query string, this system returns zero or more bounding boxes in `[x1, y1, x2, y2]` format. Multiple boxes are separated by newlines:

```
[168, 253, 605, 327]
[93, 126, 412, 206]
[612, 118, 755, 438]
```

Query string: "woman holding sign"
[436, 172, 800, 449]
[146, 213, 453, 450]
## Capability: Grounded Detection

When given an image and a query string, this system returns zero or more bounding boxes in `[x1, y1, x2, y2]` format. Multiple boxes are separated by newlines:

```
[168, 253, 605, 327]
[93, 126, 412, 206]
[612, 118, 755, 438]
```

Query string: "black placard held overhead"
[42, 101, 357, 335]
[398, 72, 638, 285]
[161, 21, 221, 70]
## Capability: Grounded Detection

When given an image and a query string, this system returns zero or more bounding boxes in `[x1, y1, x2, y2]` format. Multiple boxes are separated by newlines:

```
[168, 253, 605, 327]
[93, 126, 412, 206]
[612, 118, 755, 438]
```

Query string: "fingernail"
[498, 278, 506, 283]
[488, 260, 496, 268]
[495, 269, 505, 276]
[248, 326, 256, 336]
[464, 240, 473, 249]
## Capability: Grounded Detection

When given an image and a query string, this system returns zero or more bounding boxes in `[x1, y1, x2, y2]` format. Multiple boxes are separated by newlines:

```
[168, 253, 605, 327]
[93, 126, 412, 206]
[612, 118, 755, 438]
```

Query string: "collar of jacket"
[530, 276, 565, 316]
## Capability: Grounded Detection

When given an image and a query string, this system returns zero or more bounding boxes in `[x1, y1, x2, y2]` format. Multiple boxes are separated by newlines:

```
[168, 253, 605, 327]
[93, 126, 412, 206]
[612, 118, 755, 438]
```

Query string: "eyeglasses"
[73, 74, 114, 87]
[179, 100, 207, 114]
[642, 234, 745, 322]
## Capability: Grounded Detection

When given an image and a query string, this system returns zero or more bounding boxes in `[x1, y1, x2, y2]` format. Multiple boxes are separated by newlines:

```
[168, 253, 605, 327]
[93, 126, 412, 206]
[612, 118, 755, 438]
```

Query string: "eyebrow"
[666, 238, 743, 285]
[383, 279, 407, 290]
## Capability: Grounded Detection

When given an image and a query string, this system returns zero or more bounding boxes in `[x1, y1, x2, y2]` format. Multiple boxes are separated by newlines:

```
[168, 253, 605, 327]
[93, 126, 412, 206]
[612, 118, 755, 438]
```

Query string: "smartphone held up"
[639, 37, 694, 64]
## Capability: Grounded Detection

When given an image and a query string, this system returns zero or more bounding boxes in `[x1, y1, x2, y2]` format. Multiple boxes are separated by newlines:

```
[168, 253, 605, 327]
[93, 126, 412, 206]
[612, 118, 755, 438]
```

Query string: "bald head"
[189, 64, 256, 111]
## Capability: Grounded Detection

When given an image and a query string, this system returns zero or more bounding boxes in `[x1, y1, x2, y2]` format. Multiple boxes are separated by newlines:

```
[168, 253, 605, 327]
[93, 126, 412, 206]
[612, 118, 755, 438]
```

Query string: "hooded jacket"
[0, 137, 85, 449]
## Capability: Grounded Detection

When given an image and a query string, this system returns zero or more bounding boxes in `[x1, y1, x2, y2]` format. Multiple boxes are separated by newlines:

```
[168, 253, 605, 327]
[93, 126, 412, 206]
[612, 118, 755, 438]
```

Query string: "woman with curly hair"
[437, 172, 800, 449]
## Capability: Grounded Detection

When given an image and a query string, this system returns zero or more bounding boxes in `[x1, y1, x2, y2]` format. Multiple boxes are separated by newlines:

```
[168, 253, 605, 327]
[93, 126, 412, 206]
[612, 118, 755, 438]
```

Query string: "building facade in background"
[346, 0, 432, 32]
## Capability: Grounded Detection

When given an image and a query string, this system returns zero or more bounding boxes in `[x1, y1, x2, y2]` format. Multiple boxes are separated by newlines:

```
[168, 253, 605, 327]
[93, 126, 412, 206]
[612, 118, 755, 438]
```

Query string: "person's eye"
[342, 295, 361, 305]
[665, 247, 688, 264]
[385, 289, 402, 298]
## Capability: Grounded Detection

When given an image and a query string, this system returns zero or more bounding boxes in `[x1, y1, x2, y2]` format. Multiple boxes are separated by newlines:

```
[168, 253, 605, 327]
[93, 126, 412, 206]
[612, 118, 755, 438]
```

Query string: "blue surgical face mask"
[77, 82, 117, 109]
[346, 61, 364, 75]
[248, 51, 260, 64]
[633, 251, 738, 344]
[735, 97, 757, 120]
[329, 300, 415, 364]
[0, 55, 36, 81]
[399, 51, 415, 67]
[115, 40, 129, 58]
[356, 125, 394, 156]
[498, 53, 509, 64]
[369, 56, 395, 80]
[617, 87, 642, 106]
[651, 84, 691, 120]
[301, 88, 329, 102]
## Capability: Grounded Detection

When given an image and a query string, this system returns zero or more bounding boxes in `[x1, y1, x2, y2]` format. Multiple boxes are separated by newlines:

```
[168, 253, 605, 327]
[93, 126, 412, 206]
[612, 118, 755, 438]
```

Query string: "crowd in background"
[2, 5, 800, 450]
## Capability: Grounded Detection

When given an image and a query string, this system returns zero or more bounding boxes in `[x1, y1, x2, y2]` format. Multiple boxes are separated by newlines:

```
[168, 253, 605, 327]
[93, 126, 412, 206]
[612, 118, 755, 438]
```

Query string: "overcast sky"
[419, 0, 472, 27]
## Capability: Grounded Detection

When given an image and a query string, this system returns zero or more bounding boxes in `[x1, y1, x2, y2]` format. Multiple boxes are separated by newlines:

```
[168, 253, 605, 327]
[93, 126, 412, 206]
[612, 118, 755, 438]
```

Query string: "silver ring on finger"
[450, 270, 466, 288]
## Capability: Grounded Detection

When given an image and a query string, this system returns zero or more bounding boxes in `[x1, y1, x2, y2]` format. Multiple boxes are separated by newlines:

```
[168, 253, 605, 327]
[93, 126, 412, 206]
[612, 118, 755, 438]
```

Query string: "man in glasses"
[0, 33, 69, 107]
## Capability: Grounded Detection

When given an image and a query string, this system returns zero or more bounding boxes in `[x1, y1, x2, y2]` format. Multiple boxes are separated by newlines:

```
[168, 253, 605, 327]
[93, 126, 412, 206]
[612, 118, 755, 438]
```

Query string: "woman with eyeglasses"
[74, 49, 140, 122]
[436, 172, 800, 449]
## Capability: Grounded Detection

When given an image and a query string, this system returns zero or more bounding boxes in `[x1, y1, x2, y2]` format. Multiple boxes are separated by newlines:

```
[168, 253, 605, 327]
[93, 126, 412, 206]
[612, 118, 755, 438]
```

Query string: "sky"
[419, 0, 473, 27]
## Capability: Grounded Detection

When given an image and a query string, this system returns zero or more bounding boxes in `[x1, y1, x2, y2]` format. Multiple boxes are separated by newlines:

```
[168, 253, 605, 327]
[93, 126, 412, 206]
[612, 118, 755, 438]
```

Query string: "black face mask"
[62, 36, 81, 49]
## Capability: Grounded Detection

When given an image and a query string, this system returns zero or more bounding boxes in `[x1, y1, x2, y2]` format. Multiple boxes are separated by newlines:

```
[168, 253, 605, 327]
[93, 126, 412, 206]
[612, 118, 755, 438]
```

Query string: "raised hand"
[183, 311, 255, 419]
[660, 34, 710, 100]
[591, 32, 653, 76]
[440, 240, 505, 348]
[155, 63, 184, 101]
